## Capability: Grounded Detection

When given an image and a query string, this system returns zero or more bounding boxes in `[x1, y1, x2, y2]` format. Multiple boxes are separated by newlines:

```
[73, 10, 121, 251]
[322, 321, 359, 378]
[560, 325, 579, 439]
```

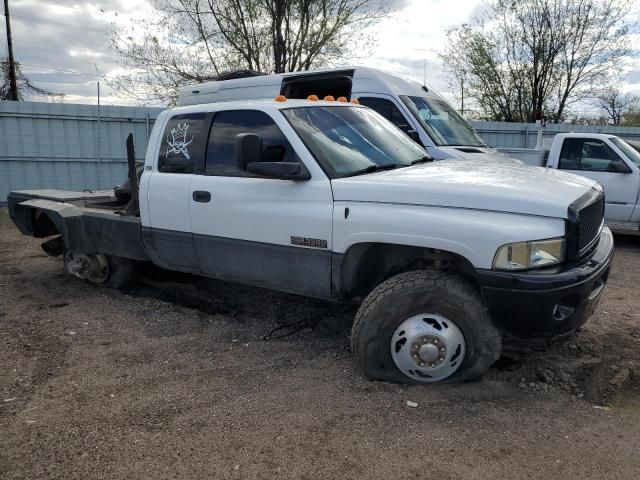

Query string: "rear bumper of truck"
[475, 226, 614, 338]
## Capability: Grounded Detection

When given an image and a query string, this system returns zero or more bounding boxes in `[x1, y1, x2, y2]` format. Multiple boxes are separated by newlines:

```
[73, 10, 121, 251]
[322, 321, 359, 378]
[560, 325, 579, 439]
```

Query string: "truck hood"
[431, 145, 522, 164]
[331, 160, 599, 219]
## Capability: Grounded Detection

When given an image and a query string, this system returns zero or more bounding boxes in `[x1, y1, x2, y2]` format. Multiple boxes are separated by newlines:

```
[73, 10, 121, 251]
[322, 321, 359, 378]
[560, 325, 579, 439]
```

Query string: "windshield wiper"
[410, 155, 434, 165]
[343, 163, 400, 177]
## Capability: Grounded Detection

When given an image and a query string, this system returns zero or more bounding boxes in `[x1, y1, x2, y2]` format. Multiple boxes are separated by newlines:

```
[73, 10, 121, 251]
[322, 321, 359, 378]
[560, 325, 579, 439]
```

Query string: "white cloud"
[361, 0, 640, 105]
[359, 0, 484, 96]
[4, 0, 640, 106]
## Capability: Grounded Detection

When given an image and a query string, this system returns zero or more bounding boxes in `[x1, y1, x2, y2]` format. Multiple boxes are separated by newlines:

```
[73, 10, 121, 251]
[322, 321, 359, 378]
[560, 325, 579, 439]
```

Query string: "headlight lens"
[493, 238, 565, 270]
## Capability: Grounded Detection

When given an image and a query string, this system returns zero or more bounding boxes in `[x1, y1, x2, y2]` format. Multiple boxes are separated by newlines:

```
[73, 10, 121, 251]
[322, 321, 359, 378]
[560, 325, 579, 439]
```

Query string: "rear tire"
[103, 255, 139, 289]
[351, 270, 501, 384]
[64, 252, 139, 289]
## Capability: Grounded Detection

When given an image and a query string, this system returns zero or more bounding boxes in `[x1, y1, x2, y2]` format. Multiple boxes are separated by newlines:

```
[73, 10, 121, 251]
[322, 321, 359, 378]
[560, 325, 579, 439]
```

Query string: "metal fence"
[471, 120, 640, 149]
[2, 100, 640, 204]
[0, 101, 164, 203]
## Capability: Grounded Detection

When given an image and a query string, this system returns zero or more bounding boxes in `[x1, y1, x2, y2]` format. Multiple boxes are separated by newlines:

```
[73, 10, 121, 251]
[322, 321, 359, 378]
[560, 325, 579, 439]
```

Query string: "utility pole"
[3, 0, 19, 101]
[97, 81, 101, 162]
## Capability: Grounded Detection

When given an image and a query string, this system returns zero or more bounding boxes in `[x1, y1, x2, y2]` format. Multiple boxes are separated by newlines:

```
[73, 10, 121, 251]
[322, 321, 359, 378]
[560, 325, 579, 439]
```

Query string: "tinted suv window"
[206, 110, 298, 174]
[158, 113, 206, 173]
[559, 138, 623, 171]
[358, 97, 410, 131]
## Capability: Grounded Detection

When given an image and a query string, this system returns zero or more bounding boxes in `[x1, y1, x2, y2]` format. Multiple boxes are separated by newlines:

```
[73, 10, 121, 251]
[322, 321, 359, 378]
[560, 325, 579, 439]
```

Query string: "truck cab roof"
[554, 132, 619, 140]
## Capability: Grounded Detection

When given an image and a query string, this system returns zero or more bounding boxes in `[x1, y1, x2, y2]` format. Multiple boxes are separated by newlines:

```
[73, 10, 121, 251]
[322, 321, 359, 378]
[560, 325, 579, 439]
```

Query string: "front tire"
[351, 270, 501, 384]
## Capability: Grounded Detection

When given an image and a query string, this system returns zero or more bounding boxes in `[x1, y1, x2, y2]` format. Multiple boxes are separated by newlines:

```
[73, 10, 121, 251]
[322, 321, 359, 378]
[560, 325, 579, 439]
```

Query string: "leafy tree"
[110, 0, 390, 104]
[442, 0, 635, 123]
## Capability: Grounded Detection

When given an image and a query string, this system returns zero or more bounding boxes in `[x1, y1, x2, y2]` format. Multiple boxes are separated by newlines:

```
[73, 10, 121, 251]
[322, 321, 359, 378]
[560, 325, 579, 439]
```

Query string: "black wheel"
[351, 270, 501, 384]
[64, 252, 139, 289]
[103, 255, 139, 289]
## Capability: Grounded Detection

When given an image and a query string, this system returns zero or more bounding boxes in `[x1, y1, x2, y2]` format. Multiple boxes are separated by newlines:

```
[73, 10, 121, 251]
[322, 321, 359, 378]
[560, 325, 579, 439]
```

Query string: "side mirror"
[608, 159, 631, 173]
[235, 133, 263, 170]
[246, 162, 311, 180]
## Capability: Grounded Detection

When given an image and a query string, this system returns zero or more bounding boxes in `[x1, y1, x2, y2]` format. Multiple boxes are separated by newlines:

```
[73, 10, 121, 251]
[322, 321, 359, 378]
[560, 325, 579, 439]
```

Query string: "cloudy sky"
[2, 0, 640, 109]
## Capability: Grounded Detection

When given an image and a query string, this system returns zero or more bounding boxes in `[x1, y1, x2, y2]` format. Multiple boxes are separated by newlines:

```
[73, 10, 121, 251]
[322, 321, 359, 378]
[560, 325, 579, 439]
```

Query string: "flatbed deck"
[8, 190, 148, 261]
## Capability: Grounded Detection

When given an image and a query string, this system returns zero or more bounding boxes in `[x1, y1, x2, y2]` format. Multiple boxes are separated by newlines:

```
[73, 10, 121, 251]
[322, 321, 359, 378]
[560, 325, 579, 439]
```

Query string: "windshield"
[400, 95, 485, 147]
[282, 106, 429, 178]
[610, 137, 640, 166]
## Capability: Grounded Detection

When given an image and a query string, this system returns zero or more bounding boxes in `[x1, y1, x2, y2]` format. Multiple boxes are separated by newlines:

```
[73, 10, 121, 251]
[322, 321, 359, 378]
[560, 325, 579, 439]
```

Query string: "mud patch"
[489, 332, 639, 403]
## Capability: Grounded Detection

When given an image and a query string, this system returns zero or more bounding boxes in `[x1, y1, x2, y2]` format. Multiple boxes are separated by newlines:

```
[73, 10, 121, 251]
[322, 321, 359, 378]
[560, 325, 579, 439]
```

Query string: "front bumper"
[475, 226, 614, 338]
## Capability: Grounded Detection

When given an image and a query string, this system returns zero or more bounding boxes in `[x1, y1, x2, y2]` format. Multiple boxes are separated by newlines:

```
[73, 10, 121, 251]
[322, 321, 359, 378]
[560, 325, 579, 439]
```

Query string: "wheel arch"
[30, 208, 63, 238]
[334, 242, 479, 299]
[9, 203, 66, 240]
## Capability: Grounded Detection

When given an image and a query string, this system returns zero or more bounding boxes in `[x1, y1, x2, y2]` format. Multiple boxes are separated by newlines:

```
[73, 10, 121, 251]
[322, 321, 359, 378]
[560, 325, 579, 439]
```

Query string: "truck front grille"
[577, 195, 604, 252]
[566, 189, 604, 262]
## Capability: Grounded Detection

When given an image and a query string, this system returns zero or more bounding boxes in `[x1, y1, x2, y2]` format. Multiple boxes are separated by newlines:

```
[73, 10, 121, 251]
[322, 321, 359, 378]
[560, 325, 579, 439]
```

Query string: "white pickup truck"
[8, 98, 614, 385]
[542, 133, 640, 232]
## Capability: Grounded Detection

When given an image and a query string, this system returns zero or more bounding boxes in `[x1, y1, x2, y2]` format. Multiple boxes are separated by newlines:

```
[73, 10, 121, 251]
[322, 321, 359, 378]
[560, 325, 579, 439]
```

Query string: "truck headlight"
[493, 238, 565, 271]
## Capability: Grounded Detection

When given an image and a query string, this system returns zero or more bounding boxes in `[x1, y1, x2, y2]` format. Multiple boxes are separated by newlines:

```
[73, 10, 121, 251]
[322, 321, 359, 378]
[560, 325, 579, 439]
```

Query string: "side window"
[158, 113, 206, 173]
[205, 110, 298, 175]
[358, 97, 411, 132]
[559, 138, 623, 172]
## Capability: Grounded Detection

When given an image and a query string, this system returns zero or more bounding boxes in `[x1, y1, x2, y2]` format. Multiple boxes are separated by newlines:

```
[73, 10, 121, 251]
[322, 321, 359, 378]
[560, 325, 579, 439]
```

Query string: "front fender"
[332, 202, 566, 269]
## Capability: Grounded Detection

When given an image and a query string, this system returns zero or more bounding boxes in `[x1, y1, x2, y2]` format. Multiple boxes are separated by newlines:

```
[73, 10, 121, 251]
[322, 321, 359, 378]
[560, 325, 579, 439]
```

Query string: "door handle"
[192, 190, 211, 203]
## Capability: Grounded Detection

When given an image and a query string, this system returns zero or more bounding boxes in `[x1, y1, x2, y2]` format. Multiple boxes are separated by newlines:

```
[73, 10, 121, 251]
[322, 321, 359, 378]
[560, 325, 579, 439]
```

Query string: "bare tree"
[442, 0, 635, 123]
[110, 0, 389, 104]
[0, 59, 64, 102]
[596, 87, 639, 125]
[622, 107, 640, 126]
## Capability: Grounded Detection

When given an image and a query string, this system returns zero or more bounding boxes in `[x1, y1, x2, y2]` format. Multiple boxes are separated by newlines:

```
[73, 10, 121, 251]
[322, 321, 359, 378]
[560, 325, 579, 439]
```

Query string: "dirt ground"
[1, 208, 639, 480]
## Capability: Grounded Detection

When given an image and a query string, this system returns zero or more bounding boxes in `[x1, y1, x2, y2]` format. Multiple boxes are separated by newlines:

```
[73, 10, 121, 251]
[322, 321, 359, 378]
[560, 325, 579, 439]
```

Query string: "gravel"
[1, 214, 639, 479]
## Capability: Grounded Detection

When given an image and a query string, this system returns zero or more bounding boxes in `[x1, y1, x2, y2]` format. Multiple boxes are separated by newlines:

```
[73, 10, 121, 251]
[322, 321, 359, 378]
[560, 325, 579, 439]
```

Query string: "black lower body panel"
[141, 227, 334, 300]
[475, 227, 614, 338]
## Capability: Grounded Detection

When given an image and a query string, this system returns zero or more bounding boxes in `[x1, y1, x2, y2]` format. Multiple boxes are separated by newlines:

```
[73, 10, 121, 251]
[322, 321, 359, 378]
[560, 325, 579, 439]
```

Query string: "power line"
[20, 63, 113, 79]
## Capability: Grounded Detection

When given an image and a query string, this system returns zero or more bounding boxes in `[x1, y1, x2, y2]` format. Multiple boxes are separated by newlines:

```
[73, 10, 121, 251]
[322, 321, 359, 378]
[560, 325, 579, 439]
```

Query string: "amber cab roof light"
[274, 95, 287, 102]
[323, 95, 335, 101]
[307, 94, 319, 101]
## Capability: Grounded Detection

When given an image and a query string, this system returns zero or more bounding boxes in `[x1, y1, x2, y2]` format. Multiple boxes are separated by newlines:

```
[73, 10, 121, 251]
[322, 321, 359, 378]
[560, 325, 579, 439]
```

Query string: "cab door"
[556, 137, 640, 222]
[145, 112, 208, 272]
[189, 108, 334, 298]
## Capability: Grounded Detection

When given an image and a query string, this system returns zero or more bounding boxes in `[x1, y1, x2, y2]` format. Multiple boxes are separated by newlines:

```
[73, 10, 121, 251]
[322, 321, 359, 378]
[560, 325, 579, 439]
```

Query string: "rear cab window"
[158, 113, 207, 173]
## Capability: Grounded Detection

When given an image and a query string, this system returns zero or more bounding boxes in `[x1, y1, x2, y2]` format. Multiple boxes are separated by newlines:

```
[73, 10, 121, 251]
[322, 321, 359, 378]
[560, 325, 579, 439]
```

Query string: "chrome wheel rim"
[64, 252, 110, 284]
[390, 313, 466, 383]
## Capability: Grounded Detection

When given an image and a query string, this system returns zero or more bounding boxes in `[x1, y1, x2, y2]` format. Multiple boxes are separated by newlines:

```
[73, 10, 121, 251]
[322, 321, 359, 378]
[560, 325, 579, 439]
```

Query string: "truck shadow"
[127, 264, 638, 404]
[613, 233, 640, 250]
[129, 263, 354, 340]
